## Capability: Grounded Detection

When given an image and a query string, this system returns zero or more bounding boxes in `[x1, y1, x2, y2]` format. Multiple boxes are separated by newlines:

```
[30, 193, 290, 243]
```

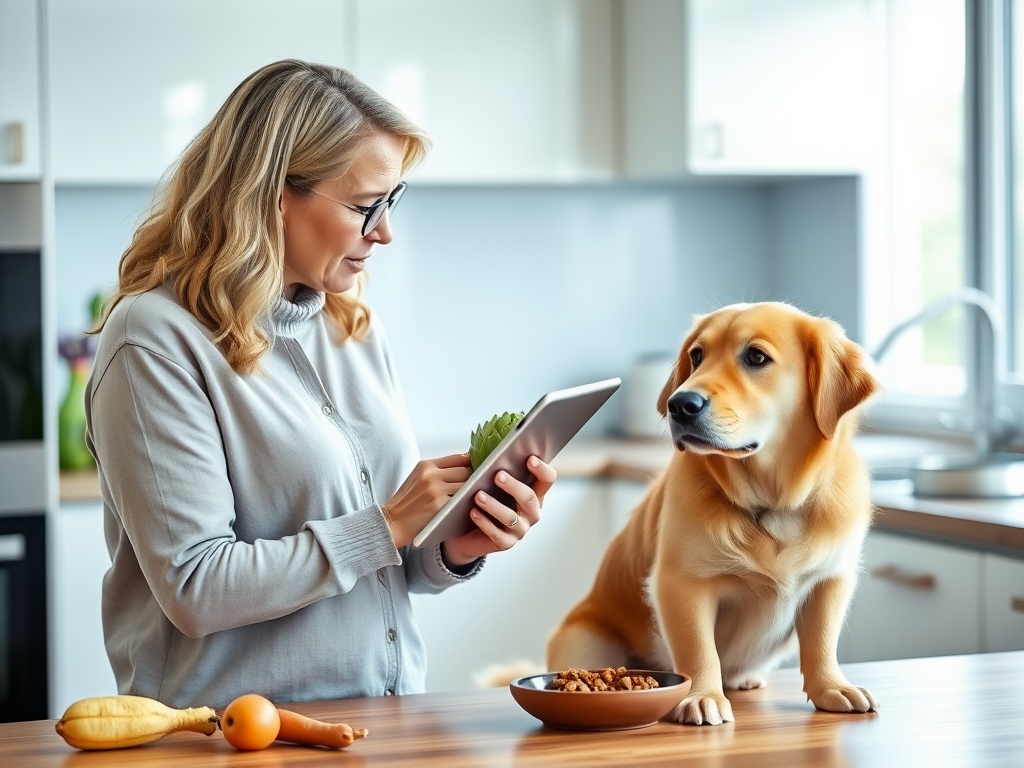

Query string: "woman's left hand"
[441, 455, 557, 567]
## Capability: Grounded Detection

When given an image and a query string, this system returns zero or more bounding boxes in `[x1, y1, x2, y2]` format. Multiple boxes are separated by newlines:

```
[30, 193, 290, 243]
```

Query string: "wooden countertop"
[58, 468, 101, 503]
[61, 433, 1024, 554]
[5, 652, 1022, 766]
[871, 480, 1024, 552]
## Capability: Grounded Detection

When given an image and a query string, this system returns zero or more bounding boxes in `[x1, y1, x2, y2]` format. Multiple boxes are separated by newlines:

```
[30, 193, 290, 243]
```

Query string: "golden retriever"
[546, 302, 880, 725]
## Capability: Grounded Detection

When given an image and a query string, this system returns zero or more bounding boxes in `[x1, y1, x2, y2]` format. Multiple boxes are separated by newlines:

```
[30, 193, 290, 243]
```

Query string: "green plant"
[89, 291, 107, 325]
[469, 411, 524, 471]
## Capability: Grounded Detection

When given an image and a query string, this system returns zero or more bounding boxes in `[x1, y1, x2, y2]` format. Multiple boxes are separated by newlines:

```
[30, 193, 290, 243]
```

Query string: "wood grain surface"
[4, 651, 1022, 766]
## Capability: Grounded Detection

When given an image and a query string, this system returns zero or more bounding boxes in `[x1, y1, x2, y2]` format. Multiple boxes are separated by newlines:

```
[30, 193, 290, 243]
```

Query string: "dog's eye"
[745, 348, 771, 367]
[689, 348, 703, 368]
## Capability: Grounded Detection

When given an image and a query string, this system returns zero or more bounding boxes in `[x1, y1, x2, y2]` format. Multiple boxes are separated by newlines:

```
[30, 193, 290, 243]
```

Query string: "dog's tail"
[473, 660, 546, 688]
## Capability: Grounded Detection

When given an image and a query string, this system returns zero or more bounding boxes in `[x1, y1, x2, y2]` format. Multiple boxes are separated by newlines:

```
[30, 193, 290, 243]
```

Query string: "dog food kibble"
[548, 667, 660, 692]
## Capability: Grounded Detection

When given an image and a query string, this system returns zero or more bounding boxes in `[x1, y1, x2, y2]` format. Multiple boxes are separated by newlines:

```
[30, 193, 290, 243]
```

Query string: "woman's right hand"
[381, 453, 472, 548]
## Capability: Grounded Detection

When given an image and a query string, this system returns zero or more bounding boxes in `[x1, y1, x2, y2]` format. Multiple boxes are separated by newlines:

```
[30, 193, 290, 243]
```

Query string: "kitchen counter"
[870, 480, 1024, 552]
[5, 651, 1022, 766]
[61, 433, 1024, 554]
[549, 434, 1024, 554]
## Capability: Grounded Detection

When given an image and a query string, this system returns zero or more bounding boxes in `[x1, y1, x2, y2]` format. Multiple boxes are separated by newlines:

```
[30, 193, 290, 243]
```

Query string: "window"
[1013, 2, 1024, 371]
[867, 0, 1024, 450]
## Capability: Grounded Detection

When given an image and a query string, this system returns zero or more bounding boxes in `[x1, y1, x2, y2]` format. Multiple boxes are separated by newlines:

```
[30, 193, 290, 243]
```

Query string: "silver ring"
[507, 514, 519, 528]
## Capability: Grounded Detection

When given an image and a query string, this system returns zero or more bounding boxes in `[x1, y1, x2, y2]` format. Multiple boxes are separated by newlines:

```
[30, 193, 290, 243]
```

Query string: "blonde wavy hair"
[95, 59, 430, 374]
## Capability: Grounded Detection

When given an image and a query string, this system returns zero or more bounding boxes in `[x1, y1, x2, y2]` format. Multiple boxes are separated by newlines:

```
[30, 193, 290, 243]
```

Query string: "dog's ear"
[657, 316, 704, 417]
[807, 319, 881, 440]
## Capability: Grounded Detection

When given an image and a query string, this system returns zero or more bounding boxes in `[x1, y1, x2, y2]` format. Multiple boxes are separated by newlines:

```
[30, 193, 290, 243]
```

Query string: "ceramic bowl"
[509, 669, 690, 731]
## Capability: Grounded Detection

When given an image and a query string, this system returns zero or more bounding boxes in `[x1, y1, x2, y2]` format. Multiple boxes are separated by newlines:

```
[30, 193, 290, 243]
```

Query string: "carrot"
[275, 707, 368, 749]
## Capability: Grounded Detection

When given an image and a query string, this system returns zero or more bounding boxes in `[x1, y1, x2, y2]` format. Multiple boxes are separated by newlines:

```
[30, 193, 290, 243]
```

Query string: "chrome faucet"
[870, 287, 1015, 456]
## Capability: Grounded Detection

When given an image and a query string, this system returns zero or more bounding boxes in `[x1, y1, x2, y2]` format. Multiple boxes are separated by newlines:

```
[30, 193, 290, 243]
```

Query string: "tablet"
[412, 377, 621, 549]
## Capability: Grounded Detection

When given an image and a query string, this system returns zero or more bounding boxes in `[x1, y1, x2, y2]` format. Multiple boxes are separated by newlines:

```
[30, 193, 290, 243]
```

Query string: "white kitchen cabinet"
[620, 0, 876, 178]
[410, 478, 609, 692]
[982, 553, 1024, 652]
[47, 0, 353, 184]
[51, 501, 116, 717]
[842, 531, 982, 663]
[353, 0, 616, 184]
[0, 0, 42, 180]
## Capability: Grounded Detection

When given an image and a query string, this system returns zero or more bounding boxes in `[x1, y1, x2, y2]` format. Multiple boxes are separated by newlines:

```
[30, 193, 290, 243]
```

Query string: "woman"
[85, 59, 556, 709]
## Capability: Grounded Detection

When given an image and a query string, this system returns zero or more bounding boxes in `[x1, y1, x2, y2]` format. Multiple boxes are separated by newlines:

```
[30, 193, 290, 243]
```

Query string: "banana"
[55, 694, 219, 750]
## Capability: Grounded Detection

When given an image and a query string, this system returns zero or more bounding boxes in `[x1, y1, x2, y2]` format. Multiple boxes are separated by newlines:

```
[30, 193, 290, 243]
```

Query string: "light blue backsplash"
[54, 179, 857, 445]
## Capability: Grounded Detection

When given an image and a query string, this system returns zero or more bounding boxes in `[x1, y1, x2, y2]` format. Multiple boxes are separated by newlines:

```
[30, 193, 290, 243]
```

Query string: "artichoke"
[469, 411, 525, 470]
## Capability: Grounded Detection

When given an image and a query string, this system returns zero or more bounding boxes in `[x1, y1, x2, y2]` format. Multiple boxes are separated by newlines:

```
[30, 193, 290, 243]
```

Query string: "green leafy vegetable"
[469, 411, 525, 470]
[89, 292, 107, 324]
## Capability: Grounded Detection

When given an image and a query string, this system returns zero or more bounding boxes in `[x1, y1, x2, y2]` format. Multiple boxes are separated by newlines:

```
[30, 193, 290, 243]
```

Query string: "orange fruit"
[221, 693, 281, 751]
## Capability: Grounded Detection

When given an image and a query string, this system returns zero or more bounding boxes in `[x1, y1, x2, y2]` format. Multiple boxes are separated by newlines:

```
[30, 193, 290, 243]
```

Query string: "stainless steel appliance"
[0, 245, 48, 722]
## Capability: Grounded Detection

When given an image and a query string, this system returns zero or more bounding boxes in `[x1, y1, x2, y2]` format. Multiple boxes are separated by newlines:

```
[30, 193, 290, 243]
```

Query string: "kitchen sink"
[871, 452, 1024, 498]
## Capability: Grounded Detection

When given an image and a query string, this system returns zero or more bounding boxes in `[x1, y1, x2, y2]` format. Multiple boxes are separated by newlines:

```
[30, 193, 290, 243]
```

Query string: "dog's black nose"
[668, 391, 708, 422]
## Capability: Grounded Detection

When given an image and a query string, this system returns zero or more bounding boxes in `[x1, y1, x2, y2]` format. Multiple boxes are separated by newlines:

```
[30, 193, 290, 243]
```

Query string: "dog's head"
[657, 302, 879, 459]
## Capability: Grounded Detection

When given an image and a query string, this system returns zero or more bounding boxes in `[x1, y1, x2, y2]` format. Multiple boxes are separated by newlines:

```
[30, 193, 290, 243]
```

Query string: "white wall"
[766, 176, 862, 337]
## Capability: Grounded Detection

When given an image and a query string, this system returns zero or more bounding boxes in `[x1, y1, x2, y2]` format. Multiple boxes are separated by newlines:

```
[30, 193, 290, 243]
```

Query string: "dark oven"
[0, 516, 47, 721]
[0, 247, 48, 722]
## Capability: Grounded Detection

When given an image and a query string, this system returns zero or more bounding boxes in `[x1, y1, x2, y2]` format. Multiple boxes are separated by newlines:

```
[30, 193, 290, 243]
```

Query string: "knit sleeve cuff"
[304, 503, 401, 590]
[433, 544, 486, 582]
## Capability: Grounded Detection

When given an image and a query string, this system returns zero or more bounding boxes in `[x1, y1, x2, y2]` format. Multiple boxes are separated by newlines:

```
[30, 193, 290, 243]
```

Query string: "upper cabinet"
[47, 0, 615, 186]
[43, 0, 877, 185]
[620, 0, 877, 178]
[0, 0, 42, 180]
[47, 0, 353, 184]
[353, 0, 616, 184]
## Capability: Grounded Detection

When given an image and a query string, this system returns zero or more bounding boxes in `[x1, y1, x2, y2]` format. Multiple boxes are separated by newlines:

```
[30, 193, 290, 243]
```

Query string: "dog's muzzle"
[666, 390, 710, 450]
[667, 390, 758, 455]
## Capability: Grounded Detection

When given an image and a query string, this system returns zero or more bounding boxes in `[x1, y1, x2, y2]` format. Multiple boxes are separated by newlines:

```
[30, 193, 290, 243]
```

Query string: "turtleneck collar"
[271, 285, 326, 337]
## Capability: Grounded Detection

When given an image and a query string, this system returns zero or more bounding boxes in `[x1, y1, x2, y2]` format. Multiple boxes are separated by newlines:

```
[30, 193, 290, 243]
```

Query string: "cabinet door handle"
[0, 534, 26, 563]
[6, 122, 24, 164]
[1012, 597, 1024, 614]
[870, 564, 936, 591]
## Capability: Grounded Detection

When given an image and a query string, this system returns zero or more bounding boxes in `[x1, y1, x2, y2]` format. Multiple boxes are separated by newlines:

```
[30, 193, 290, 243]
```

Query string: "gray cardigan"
[85, 283, 481, 709]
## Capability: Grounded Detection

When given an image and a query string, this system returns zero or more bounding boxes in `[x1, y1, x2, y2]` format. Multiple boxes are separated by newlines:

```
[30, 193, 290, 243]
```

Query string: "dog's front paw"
[669, 690, 735, 726]
[805, 679, 878, 713]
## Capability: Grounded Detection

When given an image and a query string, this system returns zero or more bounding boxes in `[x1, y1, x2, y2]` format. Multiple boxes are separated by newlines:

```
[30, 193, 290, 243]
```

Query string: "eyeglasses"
[311, 181, 408, 236]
